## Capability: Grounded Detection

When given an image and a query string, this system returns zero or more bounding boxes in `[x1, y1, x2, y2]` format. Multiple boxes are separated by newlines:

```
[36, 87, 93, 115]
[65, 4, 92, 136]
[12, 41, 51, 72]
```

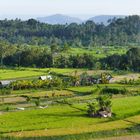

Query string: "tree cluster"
[0, 15, 140, 46]
[102, 47, 140, 71]
[87, 95, 112, 117]
[0, 41, 140, 72]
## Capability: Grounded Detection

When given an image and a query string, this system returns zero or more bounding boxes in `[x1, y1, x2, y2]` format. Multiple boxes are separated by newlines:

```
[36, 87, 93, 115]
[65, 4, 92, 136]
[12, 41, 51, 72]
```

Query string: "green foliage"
[97, 95, 112, 112]
[102, 47, 140, 71]
[87, 100, 99, 116]
[25, 96, 32, 102]
[1, 127, 140, 140]
[0, 15, 140, 70]
[101, 87, 127, 95]
[0, 88, 12, 95]
[34, 98, 40, 107]
[0, 41, 139, 71]
[95, 62, 102, 70]
[87, 95, 112, 117]
[10, 77, 63, 90]
[5, 106, 10, 112]
[0, 40, 16, 65]
[0, 16, 140, 47]
[0, 94, 140, 138]
[100, 73, 111, 84]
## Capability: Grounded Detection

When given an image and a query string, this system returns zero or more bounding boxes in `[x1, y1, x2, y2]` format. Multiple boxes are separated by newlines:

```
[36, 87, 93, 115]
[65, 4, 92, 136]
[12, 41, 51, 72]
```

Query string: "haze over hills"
[37, 14, 126, 25]
[37, 14, 82, 25]
[88, 15, 126, 25]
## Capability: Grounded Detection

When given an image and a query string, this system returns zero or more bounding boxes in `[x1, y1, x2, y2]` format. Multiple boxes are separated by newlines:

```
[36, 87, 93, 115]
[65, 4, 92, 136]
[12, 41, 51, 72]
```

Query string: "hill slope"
[88, 15, 126, 25]
[37, 14, 82, 24]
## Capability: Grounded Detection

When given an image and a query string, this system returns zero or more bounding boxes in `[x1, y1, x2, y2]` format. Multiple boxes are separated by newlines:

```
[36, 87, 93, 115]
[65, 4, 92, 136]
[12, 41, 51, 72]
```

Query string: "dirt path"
[110, 73, 140, 83]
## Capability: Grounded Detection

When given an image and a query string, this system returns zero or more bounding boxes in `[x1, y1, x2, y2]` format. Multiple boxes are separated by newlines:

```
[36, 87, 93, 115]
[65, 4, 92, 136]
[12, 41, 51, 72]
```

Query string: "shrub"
[0, 88, 12, 95]
[87, 95, 112, 117]
[34, 98, 40, 106]
[101, 87, 127, 95]
[87, 100, 99, 117]
[10, 77, 63, 90]
[5, 106, 10, 112]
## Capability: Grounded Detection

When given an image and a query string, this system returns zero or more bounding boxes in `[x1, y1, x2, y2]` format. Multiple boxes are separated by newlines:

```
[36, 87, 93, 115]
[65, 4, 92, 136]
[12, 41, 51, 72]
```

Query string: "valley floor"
[0, 68, 140, 139]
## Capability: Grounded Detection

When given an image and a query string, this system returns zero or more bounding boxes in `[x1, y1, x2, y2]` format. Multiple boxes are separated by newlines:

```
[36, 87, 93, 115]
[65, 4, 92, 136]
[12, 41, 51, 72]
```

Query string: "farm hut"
[0, 80, 13, 87]
[39, 76, 47, 80]
[98, 111, 112, 118]
[39, 75, 52, 80]
[107, 75, 113, 81]
[47, 75, 52, 80]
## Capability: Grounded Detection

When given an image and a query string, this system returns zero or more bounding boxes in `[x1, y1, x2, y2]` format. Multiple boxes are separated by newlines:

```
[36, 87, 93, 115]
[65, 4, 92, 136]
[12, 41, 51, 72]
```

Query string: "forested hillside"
[0, 15, 140, 46]
[0, 15, 140, 71]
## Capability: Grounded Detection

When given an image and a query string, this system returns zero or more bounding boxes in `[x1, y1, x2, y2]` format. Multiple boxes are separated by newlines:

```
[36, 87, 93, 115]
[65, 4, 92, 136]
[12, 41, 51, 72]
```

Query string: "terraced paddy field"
[0, 68, 140, 139]
[1, 67, 139, 80]
[0, 68, 80, 80]
[0, 85, 139, 139]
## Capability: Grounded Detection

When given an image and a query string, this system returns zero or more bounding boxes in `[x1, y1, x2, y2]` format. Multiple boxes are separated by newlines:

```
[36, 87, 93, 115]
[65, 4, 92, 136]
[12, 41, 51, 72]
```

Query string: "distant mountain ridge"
[37, 14, 126, 25]
[88, 15, 126, 25]
[37, 14, 82, 25]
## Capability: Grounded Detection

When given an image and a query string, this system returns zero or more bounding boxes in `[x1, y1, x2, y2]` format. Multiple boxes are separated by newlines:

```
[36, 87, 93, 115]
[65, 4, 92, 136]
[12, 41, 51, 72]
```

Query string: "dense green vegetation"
[0, 67, 139, 139]
[0, 16, 140, 46]
[0, 15, 140, 71]
[1, 44, 139, 71]
[102, 47, 140, 71]
[0, 15, 140, 140]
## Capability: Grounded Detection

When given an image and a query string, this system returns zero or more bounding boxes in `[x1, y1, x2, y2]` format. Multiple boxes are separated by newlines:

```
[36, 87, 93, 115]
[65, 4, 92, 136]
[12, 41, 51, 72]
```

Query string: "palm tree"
[97, 95, 112, 112]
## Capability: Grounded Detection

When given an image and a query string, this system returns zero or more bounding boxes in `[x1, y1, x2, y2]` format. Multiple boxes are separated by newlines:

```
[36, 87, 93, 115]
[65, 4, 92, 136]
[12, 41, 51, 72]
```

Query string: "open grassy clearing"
[0, 68, 84, 80]
[0, 68, 47, 80]
[37, 46, 128, 59]
[62, 47, 128, 58]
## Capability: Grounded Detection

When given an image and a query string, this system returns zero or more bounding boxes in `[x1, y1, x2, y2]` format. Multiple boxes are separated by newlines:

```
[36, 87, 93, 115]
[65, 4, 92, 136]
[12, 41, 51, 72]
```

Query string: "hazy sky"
[0, 0, 140, 19]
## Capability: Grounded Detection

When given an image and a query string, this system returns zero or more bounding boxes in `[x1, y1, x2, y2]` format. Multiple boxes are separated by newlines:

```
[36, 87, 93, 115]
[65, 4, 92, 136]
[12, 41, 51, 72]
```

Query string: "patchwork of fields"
[0, 67, 140, 140]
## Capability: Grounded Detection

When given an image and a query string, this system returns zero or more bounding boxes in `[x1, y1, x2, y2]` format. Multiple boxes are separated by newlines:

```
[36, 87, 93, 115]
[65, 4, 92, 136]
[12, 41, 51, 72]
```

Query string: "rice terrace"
[0, 0, 140, 140]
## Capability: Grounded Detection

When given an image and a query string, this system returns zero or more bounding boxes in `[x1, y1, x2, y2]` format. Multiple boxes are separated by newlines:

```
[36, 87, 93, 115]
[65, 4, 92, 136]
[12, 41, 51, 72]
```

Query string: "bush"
[87, 100, 99, 117]
[10, 77, 63, 90]
[87, 95, 112, 117]
[34, 98, 40, 106]
[5, 106, 10, 112]
[101, 87, 127, 95]
[0, 88, 12, 95]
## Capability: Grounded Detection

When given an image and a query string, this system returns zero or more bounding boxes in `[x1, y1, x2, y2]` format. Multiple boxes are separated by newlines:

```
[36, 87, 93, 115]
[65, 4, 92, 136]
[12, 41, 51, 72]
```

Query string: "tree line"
[0, 41, 140, 71]
[0, 15, 140, 46]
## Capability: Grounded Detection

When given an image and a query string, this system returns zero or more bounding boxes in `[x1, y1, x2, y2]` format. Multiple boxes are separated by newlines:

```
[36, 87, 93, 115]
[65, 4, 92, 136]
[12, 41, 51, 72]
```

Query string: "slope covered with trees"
[1, 40, 140, 72]
[0, 15, 140, 46]
[0, 15, 140, 71]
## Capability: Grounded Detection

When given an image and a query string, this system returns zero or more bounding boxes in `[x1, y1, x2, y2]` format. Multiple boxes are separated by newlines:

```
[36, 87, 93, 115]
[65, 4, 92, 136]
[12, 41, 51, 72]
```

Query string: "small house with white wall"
[0, 80, 15, 87]
[39, 75, 52, 80]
